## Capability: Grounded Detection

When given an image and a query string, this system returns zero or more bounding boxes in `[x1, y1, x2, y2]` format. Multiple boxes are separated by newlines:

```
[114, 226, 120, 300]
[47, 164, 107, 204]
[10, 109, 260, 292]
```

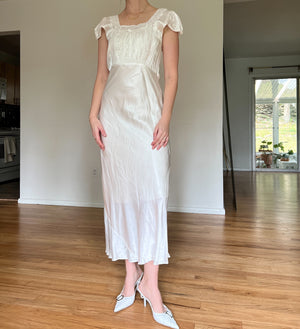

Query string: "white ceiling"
[224, 0, 300, 58]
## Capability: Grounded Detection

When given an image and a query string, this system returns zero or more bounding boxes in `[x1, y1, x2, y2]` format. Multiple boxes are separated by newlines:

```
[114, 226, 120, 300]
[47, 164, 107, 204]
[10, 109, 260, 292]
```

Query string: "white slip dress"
[94, 8, 183, 265]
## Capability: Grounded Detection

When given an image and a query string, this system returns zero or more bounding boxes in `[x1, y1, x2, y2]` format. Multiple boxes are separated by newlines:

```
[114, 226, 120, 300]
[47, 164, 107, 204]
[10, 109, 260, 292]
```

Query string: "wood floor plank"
[0, 171, 300, 328]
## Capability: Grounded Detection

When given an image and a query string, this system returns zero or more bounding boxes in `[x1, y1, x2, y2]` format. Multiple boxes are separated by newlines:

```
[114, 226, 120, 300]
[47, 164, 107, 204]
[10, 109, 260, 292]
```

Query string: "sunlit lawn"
[256, 120, 297, 153]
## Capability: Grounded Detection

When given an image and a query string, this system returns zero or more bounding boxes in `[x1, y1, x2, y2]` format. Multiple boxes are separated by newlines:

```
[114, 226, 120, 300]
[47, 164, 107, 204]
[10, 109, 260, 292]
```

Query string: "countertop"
[0, 129, 20, 136]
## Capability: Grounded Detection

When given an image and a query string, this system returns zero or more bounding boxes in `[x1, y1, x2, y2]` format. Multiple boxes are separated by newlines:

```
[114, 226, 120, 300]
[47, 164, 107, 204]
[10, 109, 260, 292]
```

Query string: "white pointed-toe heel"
[114, 271, 144, 312]
[136, 281, 180, 329]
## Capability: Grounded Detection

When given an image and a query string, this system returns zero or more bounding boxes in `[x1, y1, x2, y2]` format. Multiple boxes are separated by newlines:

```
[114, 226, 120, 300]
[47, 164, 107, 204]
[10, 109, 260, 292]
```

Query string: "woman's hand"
[89, 116, 107, 150]
[151, 117, 170, 150]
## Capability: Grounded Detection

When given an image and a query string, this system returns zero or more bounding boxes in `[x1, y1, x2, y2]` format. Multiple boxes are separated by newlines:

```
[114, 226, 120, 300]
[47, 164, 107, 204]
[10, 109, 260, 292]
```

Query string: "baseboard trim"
[18, 198, 225, 215]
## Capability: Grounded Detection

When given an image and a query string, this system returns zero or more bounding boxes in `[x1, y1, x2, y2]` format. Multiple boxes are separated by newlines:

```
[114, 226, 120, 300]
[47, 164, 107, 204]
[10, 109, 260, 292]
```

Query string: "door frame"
[249, 71, 300, 172]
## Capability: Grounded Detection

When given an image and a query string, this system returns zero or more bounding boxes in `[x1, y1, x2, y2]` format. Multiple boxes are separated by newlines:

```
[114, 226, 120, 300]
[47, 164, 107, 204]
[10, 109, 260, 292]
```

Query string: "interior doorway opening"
[0, 31, 20, 201]
[254, 77, 299, 171]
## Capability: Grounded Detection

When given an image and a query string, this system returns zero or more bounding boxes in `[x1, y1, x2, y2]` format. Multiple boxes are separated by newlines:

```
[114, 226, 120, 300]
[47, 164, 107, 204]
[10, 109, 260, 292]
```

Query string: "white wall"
[224, 55, 300, 171]
[0, 0, 224, 215]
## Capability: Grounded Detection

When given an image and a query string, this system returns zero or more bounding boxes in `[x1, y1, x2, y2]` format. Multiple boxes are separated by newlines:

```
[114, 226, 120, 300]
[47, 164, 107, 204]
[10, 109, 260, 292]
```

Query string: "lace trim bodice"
[94, 8, 183, 78]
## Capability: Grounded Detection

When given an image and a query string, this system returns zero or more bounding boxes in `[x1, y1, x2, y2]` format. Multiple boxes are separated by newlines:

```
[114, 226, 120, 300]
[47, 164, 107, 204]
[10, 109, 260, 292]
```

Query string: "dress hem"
[105, 250, 170, 265]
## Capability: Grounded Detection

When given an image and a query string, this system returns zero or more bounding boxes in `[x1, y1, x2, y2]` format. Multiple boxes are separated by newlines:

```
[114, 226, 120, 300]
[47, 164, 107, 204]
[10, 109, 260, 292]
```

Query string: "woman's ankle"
[140, 277, 159, 290]
[136, 265, 143, 274]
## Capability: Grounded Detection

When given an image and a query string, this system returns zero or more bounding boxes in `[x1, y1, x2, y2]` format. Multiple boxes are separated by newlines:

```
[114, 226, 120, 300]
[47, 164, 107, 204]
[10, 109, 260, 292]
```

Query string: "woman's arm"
[151, 26, 180, 150]
[89, 28, 109, 150]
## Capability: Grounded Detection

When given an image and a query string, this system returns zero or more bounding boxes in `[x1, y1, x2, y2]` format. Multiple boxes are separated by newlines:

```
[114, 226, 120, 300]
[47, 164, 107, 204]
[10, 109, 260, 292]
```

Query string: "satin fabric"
[94, 8, 183, 265]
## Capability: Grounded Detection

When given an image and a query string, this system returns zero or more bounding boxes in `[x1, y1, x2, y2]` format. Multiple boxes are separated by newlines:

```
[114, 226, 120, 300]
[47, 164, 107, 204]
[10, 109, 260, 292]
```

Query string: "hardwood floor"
[0, 171, 299, 328]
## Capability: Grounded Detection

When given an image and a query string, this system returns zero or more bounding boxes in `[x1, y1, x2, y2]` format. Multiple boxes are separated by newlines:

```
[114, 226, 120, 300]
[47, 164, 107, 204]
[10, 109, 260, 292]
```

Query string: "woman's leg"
[122, 259, 143, 296]
[138, 260, 165, 313]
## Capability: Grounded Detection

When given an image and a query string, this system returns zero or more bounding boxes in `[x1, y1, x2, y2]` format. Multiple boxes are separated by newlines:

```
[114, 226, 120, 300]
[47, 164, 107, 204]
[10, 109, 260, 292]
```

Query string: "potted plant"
[259, 140, 273, 168]
[273, 142, 294, 162]
[280, 149, 294, 162]
[273, 142, 284, 163]
[273, 142, 284, 153]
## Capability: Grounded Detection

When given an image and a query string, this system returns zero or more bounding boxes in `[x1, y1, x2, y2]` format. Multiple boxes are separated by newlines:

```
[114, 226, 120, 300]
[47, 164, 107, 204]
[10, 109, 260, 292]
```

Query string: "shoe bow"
[165, 309, 173, 318]
[116, 294, 124, 301]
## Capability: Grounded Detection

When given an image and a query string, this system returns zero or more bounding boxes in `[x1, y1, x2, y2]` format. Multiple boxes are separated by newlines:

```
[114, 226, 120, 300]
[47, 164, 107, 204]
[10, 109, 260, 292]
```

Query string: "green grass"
[256, 120, 297, 153]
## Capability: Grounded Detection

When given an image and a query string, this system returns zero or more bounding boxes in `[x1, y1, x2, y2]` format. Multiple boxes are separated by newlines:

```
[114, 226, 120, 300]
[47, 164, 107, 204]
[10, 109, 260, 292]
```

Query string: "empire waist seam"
[110, 63, 159, 78]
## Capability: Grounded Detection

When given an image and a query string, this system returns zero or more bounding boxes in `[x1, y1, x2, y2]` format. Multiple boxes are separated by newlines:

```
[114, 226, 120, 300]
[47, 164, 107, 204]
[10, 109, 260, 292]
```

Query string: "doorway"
[254, 77, 299, 171]
[0, 32, 20, 201]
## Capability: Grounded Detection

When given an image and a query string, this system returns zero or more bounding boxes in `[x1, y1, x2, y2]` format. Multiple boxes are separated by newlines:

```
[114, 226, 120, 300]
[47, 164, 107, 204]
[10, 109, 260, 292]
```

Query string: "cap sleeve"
[166, 10, 183, 35]
[154, 9, 183, 39]
[94, 16, 110, 40]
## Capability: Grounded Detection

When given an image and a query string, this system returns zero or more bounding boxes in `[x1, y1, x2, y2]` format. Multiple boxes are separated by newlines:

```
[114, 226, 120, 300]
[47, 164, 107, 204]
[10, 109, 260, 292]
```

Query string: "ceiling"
[224, 0, 300, 58]
[0, 0, 299, 59]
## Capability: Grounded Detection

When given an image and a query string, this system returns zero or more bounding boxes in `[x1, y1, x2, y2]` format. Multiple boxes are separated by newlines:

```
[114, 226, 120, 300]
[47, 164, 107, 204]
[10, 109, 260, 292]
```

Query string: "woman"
[89, 1, 183, 328]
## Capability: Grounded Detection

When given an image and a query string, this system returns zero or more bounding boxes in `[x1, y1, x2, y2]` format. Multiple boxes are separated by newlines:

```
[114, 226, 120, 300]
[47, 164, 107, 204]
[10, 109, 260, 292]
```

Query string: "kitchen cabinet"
[0, 62, 20, 105]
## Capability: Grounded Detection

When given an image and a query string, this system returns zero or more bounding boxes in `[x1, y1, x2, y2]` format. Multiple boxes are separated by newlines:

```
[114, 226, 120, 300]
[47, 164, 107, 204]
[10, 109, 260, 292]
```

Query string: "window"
[255, 78, 298, 170]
